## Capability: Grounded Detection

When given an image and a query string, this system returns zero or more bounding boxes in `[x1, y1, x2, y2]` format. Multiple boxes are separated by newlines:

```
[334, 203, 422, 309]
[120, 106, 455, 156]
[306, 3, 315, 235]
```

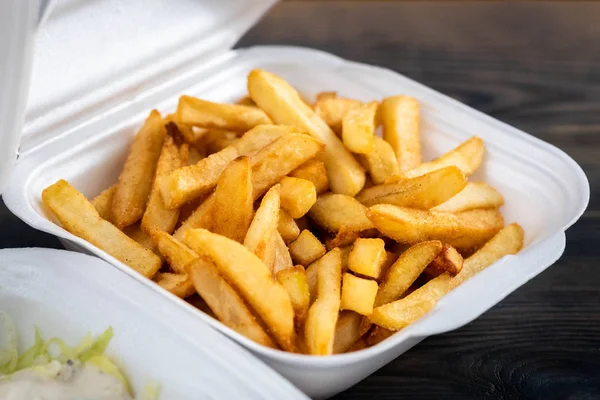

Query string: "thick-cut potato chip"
[309, 193, 374, 232]
[274, 231, 294, 274]
[403, 136, 485, 179]
[341, 273, 378, 316]
[313, 92, 362, 135]
[184, 229, 295, 351]
[141, 136, 182, 234]
[276, 266, 310, 328]
[374, 241, 442, 308]
[211, 157, 254, 243]
[153, 272, 196, 299]
[279, 176, 317, 219]
[177, 95, 271, 132]
[381, 96, 421, 171]
[248, 69, 366, 196]
[91, 184, 116, 221]
[357, 136, 400, 185]
[342, 101, 378, 154]
[357, 166, 467, 209]
[431, 182, 505, 213]
[332, 311, 364, 354]
[149, 228, 198, 274]
[288, 229, 326, 267]
[367, 326, 395, 346]
[367, 205, 504, 252]
[244, 185, 280, 270]
[289, 159, 329, 194]
[42, 180, 161, 278]
[424, 244, 464, 278]
[304, 248, 342, 355]
[347, 237, 387, 279]
[188, 257, 276, 348]
[112, 110, 167, 229]
[278, 209, 300, 244]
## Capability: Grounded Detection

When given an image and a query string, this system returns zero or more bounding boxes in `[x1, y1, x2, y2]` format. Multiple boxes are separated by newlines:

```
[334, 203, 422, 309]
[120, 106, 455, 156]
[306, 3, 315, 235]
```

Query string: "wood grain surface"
[1, 2, 599, 399]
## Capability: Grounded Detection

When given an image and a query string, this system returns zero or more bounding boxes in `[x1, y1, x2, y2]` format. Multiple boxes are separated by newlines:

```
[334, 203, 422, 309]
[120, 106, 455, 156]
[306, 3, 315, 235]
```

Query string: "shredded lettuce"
[0, 311, 18, 374]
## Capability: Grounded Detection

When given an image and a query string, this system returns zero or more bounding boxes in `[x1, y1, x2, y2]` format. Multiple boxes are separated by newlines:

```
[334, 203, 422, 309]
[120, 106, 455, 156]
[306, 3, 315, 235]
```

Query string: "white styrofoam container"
[1, 1, 589, 399]
[0, 248, 309, 400]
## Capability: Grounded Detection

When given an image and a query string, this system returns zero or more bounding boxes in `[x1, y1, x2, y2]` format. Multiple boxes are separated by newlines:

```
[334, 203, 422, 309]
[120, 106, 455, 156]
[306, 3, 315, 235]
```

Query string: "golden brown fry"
[248, 69, 366, 196]
[375, 241, 443, 307]
[342, 101, 378, 154]
[288, 229, 326, 267]
[141, 136, 182, 234]
[236, 95, 256, 107]
[177, 95, 271, 132]
[235, 124, 299, 156]
[357, 136, 400, 185]
[305, 259, 318, 305]
[188, 257, 276, 348]
[278, 209, 300, 244]
[430, 182, 505, 213]
[403, 136, 485, 179]
[341, 273, 378, 316]
[308, 193, 374, 232]
[91, 184, 116, 221]
[324, 227, 360, 251]
[201, 129, 240, 155]
[42, 180, 161, 278]
[276, 266, 310, 328]
[289, 159, 329, 194]
[347, 238, 387, 279]
[184, 229, 295, 351]
[424, 244, 464, 278]
[304, 248, 342, 355]
[173, 194, 215, 241]
[346, 337, 369, 353]
[332, 311, 364, 354]
[123, 223, 157, 253]
[279, 176, 317, 219]
[367, 205, 504, 252]
[274, 231, 294, 274]
[112, 110, 167, 229]
[357, 166, 467, 209]
[244, 185, 280, 270]
[367, 326, 395, 346]
[313, 92, 362, 135]
[149, 228, 198, 274]
[211, 157, 254, 243]
[381, 95, 421, 171]
[187, 145, 205, 165]
[165, 114, 203, 148]
[153, 272, 196, 299]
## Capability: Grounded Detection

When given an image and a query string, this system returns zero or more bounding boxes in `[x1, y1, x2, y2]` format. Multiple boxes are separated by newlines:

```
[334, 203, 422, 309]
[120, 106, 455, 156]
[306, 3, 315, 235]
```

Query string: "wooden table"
[1, 1, 598, 399]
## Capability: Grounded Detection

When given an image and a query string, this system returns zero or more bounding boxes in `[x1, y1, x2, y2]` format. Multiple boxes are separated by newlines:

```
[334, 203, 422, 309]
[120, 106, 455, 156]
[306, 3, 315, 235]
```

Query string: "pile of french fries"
[42, 69, 524, 355]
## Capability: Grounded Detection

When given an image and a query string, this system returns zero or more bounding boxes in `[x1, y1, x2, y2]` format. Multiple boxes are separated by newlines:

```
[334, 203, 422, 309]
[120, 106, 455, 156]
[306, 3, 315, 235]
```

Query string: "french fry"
[42, 180, 161, 278]
[431, 182, 505, 213]
[424, 244, 464, 278]
[184, 229, 295, 351]
[381, 95, 421, 171]
[248, 69, 366, 196]
[403, 136, 485, 179]
[236, 95, 256, 107]
[112, 110, 167, 229]
[313, 92, 362, 135]
[276, 266, 310, 328]
[149, 228, 198, 274]
[153, 272, 196, 299]
[305, 259, 318, 305]
[374, 240, 442, 308]
[279, 177, 317, 218]
[211, 157, 254, 243]
[308, 193, 374, 232]
[357, 136, 400, 184]
[346, 336, 369, 353]
[324, 227, 360, 251]
[201, 129, 240, 155]
[177, 95, 271, 132]
[123, 223, 157, 253]
[278, 209, 300, 244]
[304, 248, 342, 355]
[357, 166, 467, 209]
[342, 101, 378, 154]
[187, 145, 205, 165]
[235, 124, 299, 156]
[367, 326, 395, 346]
[347, 238, 387, 279]
[244, 185, 280, 270]
[341, 273, 378, 316]
[91, 184, 116, 221]
[288, 229, 326, 267]
[188, 257, 276, 348]
[173, 194, 215, 241]
[165, 114, 203, 148]
[333, 311, 364, 354]
[141, 136, 182, 234]
[274, 231, 294, 274]
[367, 205, 504, 252]
[289, 159, 329, 194]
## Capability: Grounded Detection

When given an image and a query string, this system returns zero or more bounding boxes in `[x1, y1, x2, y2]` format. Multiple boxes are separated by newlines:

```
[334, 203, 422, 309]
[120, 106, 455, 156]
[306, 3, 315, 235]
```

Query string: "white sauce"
[0, 360, 132, 400]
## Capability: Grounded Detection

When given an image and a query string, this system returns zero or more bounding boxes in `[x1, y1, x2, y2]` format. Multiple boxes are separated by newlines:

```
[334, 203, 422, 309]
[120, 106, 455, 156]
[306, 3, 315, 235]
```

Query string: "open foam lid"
[0, 0, 276, 193]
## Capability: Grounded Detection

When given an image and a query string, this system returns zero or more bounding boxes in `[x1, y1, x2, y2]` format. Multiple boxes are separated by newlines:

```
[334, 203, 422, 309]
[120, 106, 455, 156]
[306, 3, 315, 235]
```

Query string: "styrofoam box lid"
[0, 0, 276, 193]
[0, 248, 308, 399]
